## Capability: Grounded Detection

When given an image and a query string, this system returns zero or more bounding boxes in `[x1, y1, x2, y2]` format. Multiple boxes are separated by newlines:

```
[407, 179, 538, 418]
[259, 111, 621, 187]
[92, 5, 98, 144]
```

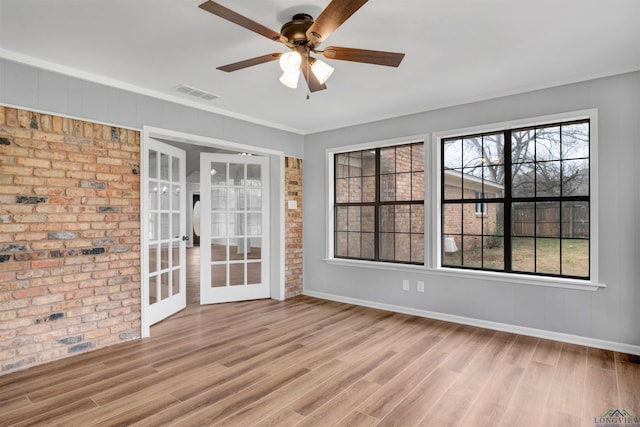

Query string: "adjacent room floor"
[0, 296, 638, 426]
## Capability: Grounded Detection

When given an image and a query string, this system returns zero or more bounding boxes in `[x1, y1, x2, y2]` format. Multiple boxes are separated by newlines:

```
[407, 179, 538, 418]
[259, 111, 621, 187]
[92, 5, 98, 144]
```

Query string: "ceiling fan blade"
[301, 56, 327, 92]
[199, 1, 287, 44]
[322, 46, 405, 67]
[217, 53, 282, 72]
[306, 0, 368, 47]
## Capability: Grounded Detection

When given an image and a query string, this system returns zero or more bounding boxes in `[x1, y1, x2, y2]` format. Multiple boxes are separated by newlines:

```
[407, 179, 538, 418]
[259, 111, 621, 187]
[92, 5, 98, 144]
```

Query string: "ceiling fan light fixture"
[279, 51, 302, 73]
[279, 69, 300, 89]
[311, 58, 334, 85]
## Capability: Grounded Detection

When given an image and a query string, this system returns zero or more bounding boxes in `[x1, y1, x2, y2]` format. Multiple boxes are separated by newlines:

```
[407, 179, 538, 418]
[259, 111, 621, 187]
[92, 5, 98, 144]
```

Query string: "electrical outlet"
[417, 281, 425, 293]
[402, 279, 410, 291]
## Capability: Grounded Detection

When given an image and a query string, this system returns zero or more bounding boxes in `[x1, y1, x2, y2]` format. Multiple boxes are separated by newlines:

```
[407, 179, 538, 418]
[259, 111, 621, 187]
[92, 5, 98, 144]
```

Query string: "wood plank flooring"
[1, 296, 639, 426]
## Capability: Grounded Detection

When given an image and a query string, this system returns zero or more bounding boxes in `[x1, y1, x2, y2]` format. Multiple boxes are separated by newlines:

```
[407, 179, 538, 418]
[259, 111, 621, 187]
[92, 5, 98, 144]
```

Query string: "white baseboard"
[303, 290, 640, 356]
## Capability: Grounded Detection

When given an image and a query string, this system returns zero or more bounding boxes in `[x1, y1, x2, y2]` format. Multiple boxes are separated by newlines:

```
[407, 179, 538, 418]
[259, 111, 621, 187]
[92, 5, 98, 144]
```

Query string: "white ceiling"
[1, 0, 639, 134]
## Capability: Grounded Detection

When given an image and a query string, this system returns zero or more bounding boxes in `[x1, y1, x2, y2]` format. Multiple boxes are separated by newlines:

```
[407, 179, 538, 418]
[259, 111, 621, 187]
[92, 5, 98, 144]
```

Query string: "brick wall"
[443, 185, 499, 250]
[0, 107, 141, 375]
[284, 157, 302, 298]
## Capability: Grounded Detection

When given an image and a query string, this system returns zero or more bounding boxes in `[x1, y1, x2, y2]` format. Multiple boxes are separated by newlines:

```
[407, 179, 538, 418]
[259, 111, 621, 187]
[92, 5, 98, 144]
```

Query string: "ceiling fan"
[198, 0, 406, 92]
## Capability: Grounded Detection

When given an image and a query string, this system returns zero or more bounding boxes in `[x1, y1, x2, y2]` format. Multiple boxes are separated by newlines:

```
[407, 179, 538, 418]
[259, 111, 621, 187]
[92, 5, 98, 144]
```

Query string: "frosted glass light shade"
[279, 69, 300, 88]
[279, 51, 302, 73]
[311, 59, 334, 84]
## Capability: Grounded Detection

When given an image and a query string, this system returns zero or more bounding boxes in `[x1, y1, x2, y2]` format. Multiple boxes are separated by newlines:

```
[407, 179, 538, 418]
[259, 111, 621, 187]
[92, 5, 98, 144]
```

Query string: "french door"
[199, 153, 270, 304]
[145, 140, 187, 325]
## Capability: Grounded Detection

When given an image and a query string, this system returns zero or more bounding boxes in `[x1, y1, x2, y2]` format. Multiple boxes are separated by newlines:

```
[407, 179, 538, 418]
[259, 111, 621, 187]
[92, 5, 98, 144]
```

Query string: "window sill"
[323, 258, 605, 291]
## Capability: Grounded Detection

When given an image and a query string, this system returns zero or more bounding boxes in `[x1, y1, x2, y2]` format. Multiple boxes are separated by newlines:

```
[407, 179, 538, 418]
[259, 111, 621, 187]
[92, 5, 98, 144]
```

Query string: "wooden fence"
[512, 203, 589, 238]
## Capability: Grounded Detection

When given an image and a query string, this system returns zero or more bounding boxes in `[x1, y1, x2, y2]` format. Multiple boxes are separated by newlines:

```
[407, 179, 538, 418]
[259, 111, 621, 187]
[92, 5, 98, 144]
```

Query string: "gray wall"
[0, 59, 304, 157]
[304, 71, 640, 348]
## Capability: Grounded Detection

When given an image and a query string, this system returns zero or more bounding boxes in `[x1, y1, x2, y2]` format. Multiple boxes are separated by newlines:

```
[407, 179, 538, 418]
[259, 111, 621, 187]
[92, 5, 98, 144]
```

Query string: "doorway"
[141, 127, 286, 337]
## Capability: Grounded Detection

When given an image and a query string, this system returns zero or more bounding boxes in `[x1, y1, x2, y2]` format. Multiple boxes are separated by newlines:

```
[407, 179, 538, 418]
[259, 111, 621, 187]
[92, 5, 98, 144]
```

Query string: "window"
[334, 142, 424, 264]
[475, 192, 487, 215]
[441, 119, 590, 279]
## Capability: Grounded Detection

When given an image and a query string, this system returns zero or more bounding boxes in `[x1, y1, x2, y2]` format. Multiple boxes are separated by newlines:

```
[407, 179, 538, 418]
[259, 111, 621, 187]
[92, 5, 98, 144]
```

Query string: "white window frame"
[324, 110, 604, 291]
[433, 109, 602, 290]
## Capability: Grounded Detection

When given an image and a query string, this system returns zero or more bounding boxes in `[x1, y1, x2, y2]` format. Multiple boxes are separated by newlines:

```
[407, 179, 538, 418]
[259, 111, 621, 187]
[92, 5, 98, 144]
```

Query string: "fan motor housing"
[280, 13, 313, 44]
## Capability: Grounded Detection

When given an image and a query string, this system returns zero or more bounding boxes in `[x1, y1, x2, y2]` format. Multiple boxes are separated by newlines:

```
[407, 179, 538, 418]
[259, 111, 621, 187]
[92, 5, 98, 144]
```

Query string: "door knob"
[182, 235, 189, 241]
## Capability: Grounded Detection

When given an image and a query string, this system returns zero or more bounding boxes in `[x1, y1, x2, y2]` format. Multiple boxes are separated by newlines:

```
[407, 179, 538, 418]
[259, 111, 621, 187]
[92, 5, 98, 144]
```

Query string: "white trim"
[0, 49, 304, 135]
[432, 108, 599, 286]
[303, 290, 640, 356]
[277, 155, 286, 301]
[323, 258, 603, 291]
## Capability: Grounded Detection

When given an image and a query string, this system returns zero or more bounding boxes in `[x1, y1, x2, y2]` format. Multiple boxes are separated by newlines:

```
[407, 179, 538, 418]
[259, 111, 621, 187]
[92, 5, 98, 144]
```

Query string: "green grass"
[444, 238, 589, 277]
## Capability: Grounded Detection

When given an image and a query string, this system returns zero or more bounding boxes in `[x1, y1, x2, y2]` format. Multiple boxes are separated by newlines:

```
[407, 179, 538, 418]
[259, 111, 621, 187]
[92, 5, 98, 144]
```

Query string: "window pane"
[379, 233, 394, 260]
[512, 237, 535, 272]
[412, 144, 424, 172]
[536, 202, 560, 237]
[348, 151, 362, 177]
[562, 158, 589, 196]
[411, 205, 424, 234]
[561, 239, 589, 277]
[380, 147, 395, 174]
[462, 236, 482, 268]
[562, 123, 589, 160]
[536, 238, 560, 274]
[412, 172, 424, 200]
[395, 234, 411, 262]
[362, 150, 376, 176]
[362, 233, 375, 259]
[536, 126, 561, 161]
[463, 137, 484, 167]
[536, 161, 561, 197]
[443, 203, 462, 235]
[211, 238, 227, 262]
[229, 163, 244, 186]
[443, 236, 461, 266]
[362, 176, 376, 202]
[561, 202, 589, 239]
[380, 205, 394, 233]
[511, 130, 535, 163]
[411, 234, 424, 263]
[336, 178, 348, 203]
[149, 150, 158, 179]
[380, 174, 395, 202]
[336, 154, 349, 178]
[396, 145, 412, 173]
[483, 133, 504, 166]
[444, 139, 462, 169]
[483, 236, 504, 270]
[247, 164, 262, 186]
[362, 207, 375, 232]
[348, 177, 362, 202]
[443, 171, 463, 200]
[211, 162, 227, 185]
[395, 205, 410, 233]
[396, 173, 412, 201]
[482, 167, 505, 196]
[348, 232, 361, 258]
[348, 206, 361, 232]
[336, 207, 348, 231]
[512, 202, 535, 237]
[512, 163, 535, 198]
[336, 232, 348, 257]
[483, 203, 503, 236]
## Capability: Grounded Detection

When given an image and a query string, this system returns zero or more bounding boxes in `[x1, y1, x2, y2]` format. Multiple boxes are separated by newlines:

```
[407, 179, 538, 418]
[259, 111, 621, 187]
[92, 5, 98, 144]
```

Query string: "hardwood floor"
[1, 296, 638, 426]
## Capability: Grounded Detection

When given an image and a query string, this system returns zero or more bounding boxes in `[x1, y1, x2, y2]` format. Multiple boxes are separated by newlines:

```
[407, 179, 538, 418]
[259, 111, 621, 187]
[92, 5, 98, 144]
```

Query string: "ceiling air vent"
[174, 84, 219, 101]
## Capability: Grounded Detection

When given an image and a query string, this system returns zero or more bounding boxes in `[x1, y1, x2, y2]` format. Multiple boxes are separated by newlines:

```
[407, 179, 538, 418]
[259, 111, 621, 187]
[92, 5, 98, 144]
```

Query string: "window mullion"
[504, 129, 513, 273]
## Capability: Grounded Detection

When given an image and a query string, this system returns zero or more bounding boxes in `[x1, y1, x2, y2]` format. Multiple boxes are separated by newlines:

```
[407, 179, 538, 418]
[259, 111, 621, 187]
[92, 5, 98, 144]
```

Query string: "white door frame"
[140, 126, 286, 338]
